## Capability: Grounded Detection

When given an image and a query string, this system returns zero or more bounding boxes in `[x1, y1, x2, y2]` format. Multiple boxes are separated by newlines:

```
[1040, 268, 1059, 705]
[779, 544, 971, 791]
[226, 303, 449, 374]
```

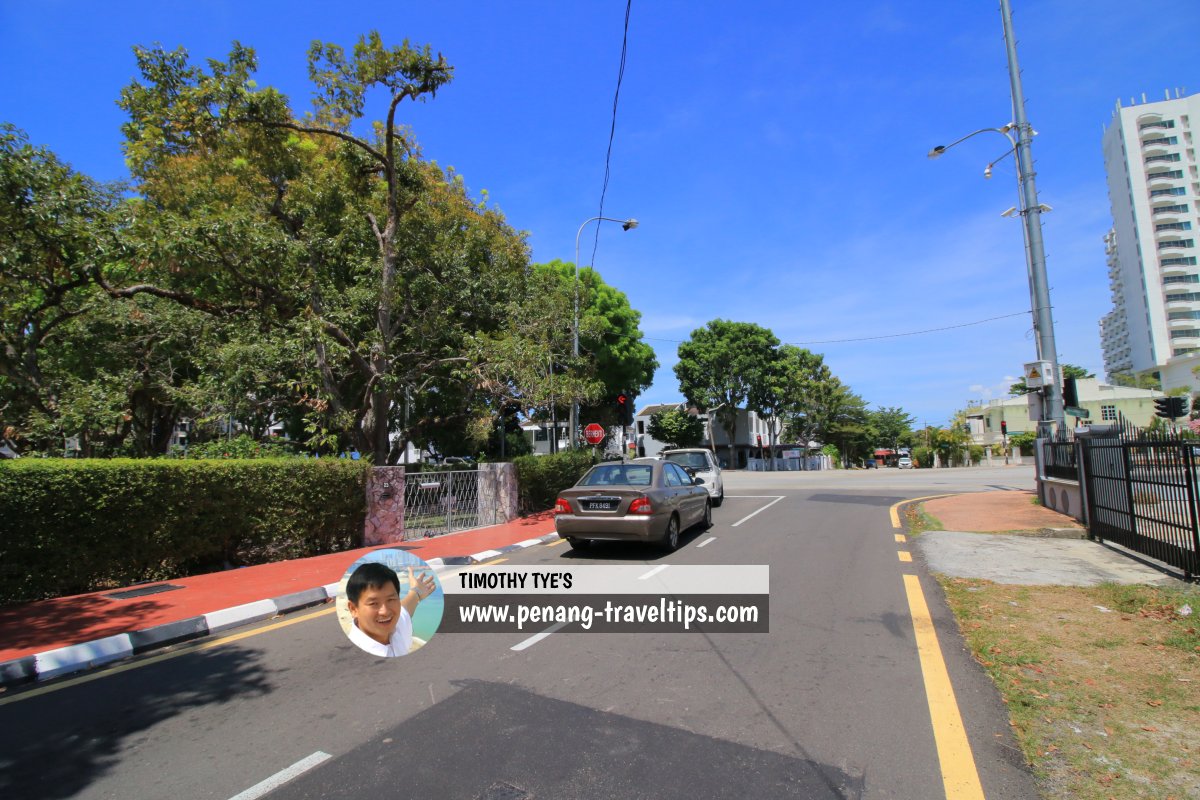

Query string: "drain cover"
[105, 583, 183, 600]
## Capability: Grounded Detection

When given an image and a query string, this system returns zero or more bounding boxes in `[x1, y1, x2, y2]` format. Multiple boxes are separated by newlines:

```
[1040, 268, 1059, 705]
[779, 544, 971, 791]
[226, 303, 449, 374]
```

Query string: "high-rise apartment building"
[1100, 91, 1200, 387]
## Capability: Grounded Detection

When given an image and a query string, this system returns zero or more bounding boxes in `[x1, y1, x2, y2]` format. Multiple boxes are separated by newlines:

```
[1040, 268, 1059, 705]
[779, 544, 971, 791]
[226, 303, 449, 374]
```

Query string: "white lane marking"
[638, 564, 669, 580]
[511, 620, 570, 651]
[724, 495, 785, 498]
[697, 537, 716, 548]
[228, 751, 331, 800]
[731, 496, 785, 528]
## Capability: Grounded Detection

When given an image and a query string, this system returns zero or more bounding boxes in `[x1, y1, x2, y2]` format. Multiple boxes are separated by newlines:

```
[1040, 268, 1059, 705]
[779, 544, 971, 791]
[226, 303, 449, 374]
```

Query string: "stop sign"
[583, 423, 606, 445]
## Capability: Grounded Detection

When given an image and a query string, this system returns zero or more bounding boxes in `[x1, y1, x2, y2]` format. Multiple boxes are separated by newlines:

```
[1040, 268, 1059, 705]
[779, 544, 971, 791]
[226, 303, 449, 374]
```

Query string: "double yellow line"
[889, 495, 985, 799]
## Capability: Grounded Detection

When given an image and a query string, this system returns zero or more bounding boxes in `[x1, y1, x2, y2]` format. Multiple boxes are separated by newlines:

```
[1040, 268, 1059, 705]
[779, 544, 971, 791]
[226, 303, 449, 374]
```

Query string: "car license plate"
[585, 500, 616, 511]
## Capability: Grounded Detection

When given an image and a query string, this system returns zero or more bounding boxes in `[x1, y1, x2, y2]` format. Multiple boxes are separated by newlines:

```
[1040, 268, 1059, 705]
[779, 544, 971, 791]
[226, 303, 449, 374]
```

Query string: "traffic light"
[1154, 397, 1172, 419]
[615, 393, 632, 425]
[1171, 395, 1189, 419]
[1062, 376, 1079, 408]
[1000, 419, 1007, 435]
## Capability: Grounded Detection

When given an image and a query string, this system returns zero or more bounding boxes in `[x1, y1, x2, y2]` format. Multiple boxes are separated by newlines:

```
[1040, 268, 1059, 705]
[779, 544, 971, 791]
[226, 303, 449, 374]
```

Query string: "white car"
[661, 448, 724, 506]
[897, 456, 913, 469]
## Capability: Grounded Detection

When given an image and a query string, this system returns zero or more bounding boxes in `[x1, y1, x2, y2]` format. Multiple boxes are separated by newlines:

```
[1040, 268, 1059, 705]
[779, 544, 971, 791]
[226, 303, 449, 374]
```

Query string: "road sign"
[583, 423, 606, 445]
[1023, 360, 1053, 388]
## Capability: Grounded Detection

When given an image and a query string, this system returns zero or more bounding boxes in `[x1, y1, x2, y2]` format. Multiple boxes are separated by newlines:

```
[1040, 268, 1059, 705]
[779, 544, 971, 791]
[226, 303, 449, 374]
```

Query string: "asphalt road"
[0, 466, 1041, 800]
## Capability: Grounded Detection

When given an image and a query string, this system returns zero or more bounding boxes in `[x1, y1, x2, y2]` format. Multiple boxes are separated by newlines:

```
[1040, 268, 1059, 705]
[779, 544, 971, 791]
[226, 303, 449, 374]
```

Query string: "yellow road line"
[895, 533, 907, 543]
[902, 574, 985, 799]
[0, 606, 336, 706]
[898, 551, 913, 563]
[545, 539, 566, 547]
[889, 494, 955, 529]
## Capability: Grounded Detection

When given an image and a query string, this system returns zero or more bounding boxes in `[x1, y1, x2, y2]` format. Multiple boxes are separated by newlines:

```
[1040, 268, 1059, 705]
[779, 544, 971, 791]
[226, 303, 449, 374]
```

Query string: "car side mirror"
[693, 477, 705, 485]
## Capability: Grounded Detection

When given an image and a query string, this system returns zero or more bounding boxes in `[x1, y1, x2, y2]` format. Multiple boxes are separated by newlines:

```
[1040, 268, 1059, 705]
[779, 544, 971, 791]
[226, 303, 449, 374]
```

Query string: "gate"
[1077, 419, 1200, 578]
[403, 468, 482, 540]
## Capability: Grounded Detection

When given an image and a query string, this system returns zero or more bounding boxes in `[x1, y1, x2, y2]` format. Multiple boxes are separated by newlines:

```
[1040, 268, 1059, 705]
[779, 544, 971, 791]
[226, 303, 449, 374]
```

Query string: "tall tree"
[675, 320, 780, 465]
[106, 35, 529, 462]
[0, 125, 118, 448]
[870, 406, 916, 452]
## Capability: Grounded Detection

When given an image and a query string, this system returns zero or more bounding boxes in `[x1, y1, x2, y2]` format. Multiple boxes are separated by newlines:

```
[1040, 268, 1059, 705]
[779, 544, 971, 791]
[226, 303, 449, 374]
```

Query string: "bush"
[0, 458, 369, 604]
[512, 450, 595, 514]
[912, 446, 934, 468]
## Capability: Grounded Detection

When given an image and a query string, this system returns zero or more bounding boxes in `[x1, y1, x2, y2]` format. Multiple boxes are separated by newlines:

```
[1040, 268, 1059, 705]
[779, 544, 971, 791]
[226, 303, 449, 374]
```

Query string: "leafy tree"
[647, 408, 705, 449]
[105, 34, 530, 462]
[1009, 363, 1093, 396]
[0, 125, 119, 449]
[534, 260, 657, 400]
[870, 406, 915, 452]
[675, 320, 780, 465]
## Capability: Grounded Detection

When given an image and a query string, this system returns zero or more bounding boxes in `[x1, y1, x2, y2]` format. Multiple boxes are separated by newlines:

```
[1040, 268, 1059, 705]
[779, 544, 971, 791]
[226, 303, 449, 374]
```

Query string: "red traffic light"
[1000, 420, 1007, 435]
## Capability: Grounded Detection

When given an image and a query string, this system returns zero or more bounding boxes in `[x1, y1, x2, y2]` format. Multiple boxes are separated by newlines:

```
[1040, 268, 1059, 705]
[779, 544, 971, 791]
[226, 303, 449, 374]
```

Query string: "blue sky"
[3, 1, 1198, 428]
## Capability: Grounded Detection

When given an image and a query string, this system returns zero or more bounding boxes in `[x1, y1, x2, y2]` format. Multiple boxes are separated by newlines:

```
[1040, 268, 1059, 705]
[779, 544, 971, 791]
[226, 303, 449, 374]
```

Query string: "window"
[1162, 274, 1199, 284]
[1143, 136, 1179, 146]
[534, 429, 548, 442]
[1174, 347, 1199, 356]
[664, 464, 686, 487]
[1168, 310, 1200, 320]
[1161, 257, 1198, 266]
[1153, 203, 1189, 214]
[1151, 187, 1187, 197]
[1147, 169, 1185, 180]
[1156, 222, 1192, 232]
[1146, 153, 1182, 164]
[1140, 120, 1176, 130]
[1101, 405, 1117, 421]
[1166, 291, 1200, 301]
[1170, 329, 1200, 339]
[1159, 239, 1195, 249]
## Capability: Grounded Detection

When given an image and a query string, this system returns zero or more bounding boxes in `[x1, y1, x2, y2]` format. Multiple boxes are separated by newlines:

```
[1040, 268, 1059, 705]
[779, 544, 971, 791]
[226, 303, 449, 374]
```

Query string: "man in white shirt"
[345, 561, 435, 657]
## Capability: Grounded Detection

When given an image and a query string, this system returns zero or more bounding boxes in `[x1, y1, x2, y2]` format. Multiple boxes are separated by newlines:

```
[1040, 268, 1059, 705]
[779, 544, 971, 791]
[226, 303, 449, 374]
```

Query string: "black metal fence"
[1071, 417, 1200, 579]
[1042, 428, 1077, 481]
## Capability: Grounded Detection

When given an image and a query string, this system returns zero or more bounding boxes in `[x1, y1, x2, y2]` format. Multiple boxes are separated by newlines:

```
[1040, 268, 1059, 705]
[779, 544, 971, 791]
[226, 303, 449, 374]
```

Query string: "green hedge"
[0, 459, 369, 604]
[512, 450, 595, 514]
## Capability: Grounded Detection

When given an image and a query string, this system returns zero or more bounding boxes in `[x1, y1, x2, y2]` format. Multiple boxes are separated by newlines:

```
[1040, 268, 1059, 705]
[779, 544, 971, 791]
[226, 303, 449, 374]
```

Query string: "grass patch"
[938, 578, 1200, 799]
[903, 502, 944, 536]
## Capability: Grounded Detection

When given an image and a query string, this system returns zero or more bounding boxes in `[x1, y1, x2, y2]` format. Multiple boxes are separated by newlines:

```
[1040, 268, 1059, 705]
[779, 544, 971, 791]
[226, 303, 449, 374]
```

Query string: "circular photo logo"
[335, 549, 443, 657]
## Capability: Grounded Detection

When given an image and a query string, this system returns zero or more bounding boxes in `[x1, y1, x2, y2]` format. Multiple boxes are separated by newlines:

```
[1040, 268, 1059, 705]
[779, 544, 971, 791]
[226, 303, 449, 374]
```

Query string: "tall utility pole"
[1000, 0, 1064, 433]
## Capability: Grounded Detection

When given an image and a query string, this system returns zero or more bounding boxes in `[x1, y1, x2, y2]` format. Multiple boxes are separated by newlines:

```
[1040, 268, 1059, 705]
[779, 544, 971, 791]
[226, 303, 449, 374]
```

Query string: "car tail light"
[628, 497, 653, 515]
[554, 498, 572, 515]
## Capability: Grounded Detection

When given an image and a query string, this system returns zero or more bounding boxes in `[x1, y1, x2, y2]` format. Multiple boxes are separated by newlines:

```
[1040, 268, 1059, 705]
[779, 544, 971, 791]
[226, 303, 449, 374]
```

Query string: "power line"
[589, 0, 632, 269]
[642, 310, 1032, 346]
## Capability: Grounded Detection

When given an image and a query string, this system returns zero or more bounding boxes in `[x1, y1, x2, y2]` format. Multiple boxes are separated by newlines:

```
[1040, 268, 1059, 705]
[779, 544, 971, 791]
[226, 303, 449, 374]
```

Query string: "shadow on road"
[0, 644, 275, 800]
[278, 679, 866, 799]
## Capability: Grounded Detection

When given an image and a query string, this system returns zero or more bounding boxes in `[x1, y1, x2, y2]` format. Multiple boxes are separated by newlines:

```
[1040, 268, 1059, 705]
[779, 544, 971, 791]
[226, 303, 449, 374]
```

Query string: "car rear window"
[665, 452, 709, 470]
[578, 464, 654, 487]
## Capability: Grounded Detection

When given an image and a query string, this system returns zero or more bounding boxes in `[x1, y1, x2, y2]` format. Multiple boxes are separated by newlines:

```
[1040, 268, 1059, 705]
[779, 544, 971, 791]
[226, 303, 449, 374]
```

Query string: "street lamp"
[570, 216, 639, 448]
[926, 2, 1064, 434]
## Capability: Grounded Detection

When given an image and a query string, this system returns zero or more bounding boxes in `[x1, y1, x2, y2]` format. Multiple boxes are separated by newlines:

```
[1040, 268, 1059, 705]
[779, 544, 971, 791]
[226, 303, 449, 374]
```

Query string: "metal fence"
[1074, 418, 1200, 579]
[402, 468, 482, 540]
[1042, 428, 1078, 481]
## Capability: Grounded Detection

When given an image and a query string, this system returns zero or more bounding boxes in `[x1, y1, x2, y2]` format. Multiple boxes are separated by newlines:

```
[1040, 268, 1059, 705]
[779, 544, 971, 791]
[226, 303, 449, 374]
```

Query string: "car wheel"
[659, 515, 680, 552]
[566, 537, 591, 551]
[713, 490, 724, 508]
[701, 500, 712, 529]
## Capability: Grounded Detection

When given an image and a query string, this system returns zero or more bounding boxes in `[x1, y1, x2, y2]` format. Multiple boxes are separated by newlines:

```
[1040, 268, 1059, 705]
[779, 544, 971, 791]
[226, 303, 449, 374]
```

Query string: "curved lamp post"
[928, 125, 1063, 433]
[570, 216, 639, 448]
[926, 0, 1064, 435]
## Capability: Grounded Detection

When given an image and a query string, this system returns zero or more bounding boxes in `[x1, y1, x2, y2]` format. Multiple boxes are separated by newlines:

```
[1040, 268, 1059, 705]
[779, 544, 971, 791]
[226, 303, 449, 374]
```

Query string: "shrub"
[912, 445, 934, 468]
[512, 450, 595, 514]
[0, 458, 369, 603]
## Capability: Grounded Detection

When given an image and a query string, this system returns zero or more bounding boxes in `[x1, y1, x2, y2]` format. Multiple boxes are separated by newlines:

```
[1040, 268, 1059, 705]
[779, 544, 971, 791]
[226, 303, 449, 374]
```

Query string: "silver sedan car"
[554, 459, 711, 552]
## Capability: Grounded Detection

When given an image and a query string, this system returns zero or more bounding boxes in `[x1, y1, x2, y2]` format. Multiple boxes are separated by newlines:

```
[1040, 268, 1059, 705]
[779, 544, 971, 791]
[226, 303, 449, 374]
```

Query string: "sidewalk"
[0, 512, 556, 687]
